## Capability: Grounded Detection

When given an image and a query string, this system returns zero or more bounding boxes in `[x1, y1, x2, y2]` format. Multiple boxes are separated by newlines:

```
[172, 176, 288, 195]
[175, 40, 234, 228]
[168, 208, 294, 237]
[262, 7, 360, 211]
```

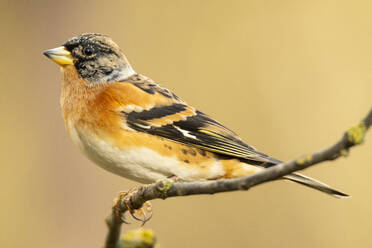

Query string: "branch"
[105, 108, 372, 248]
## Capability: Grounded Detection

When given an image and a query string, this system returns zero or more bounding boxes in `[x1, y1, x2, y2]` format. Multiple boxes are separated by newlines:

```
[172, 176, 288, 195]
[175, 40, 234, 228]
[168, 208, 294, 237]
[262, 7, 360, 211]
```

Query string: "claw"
[112, 190, 134, 224]
[130, 201, 153, 226]
[112, 189, 153, 226]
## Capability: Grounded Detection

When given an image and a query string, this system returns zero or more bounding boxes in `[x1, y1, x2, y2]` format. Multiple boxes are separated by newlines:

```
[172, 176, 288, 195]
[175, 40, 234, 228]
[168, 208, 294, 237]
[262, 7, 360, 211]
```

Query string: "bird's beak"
[43, 46, 73, 66]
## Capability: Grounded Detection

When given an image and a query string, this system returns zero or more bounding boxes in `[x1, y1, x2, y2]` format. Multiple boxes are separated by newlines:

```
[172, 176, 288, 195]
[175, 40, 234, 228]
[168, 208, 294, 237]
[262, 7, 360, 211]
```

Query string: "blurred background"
[1, 0, 371, 247]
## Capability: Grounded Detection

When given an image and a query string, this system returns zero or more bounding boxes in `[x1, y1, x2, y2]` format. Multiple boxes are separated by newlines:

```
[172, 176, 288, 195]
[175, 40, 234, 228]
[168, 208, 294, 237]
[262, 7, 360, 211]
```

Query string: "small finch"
[44, 33, 348, 198]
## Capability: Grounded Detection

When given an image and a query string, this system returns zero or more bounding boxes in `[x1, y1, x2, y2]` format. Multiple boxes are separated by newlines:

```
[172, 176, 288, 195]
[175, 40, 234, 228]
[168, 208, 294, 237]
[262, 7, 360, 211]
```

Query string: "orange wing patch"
[143, 106, 196, 127]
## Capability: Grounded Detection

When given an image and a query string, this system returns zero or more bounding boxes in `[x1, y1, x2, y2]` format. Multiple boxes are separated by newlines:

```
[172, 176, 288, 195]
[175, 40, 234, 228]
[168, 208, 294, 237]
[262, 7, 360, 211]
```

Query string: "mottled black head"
[44, 33, 135, 84]
[64, 33, 135, 83]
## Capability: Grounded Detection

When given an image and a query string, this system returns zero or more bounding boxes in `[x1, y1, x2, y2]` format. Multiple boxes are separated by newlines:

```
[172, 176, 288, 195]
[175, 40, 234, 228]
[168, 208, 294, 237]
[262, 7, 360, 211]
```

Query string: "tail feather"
[283, 173, 349, 198]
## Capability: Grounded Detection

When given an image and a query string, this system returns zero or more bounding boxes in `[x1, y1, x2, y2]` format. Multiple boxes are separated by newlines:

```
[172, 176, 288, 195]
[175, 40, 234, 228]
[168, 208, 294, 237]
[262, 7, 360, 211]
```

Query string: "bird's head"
[43, 33, 135, 84]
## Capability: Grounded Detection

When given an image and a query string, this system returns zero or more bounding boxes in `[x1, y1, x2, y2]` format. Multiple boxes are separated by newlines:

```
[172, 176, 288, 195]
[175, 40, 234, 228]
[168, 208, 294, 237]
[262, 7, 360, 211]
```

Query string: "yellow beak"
[43, 46, 73, 66]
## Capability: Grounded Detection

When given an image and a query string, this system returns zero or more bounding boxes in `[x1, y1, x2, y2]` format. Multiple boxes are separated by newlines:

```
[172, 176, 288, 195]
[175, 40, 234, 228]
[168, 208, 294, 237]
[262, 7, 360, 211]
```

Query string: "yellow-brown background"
[1, 0, 371, 247]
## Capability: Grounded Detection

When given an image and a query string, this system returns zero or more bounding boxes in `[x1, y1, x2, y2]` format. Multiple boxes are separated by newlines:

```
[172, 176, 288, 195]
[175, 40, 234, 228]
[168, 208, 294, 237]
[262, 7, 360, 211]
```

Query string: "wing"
[121, 75, 280, 167]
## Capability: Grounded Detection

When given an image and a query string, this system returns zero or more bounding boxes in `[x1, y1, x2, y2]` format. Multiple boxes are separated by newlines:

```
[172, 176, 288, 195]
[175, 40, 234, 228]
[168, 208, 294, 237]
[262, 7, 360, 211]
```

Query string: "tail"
[284, 173, 349, 198]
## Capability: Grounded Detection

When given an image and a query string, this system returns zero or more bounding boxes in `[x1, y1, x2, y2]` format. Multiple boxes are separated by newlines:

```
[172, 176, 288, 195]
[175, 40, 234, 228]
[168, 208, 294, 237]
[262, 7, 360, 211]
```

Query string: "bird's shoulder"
[95, 74, 184, 111]
[122, 74, 184, 102]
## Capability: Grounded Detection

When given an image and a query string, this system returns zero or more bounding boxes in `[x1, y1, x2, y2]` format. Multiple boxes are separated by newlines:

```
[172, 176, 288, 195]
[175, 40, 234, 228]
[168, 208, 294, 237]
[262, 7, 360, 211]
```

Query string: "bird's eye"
[83, 47, 94, 56]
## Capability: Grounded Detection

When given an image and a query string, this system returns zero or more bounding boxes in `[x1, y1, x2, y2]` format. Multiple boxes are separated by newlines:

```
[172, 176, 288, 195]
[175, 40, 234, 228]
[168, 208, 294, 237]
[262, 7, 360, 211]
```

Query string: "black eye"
[83, 47, 94, 56]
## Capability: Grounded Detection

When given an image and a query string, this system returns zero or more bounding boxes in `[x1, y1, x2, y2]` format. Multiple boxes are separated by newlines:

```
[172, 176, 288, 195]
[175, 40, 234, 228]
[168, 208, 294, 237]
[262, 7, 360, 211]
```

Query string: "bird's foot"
[113, 188, 153, 226]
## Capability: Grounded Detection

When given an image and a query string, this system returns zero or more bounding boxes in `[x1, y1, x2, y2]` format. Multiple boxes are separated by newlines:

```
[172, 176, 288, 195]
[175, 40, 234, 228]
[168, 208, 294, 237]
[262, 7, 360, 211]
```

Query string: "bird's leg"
[113, 188, 153, 226]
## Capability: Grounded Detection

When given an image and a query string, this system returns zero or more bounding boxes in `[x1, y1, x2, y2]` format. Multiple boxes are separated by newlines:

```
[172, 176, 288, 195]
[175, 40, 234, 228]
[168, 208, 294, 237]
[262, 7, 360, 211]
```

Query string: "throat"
[60, 65, 108, 120]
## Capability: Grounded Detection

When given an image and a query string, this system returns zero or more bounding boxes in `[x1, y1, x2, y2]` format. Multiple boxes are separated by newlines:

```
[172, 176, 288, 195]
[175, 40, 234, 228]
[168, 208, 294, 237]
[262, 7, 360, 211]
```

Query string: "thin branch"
[105, 108, 372, 248]
[105, 213, 124, 248]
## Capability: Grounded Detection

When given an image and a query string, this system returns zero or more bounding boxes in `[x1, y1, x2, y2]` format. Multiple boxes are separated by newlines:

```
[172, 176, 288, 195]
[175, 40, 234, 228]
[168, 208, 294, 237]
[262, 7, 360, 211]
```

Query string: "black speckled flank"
[198, 149, 206, 156]
[163, 144, 172, 150]
[189, 149, 197, 156]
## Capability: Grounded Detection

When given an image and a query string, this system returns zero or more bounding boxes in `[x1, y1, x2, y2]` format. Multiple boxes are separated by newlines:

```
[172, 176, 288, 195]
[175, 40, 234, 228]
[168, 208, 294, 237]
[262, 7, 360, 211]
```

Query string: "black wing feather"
[124, 102, 280, 167]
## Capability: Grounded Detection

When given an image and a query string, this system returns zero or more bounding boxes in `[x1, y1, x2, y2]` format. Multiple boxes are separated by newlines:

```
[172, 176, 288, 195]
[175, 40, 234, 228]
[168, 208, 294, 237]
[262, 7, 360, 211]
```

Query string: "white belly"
[67, 122, 225, 183]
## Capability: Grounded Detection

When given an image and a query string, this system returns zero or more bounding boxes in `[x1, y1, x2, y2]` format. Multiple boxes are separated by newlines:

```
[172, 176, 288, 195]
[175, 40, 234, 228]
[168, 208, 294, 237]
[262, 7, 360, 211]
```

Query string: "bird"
[43, 33, 348, 199]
